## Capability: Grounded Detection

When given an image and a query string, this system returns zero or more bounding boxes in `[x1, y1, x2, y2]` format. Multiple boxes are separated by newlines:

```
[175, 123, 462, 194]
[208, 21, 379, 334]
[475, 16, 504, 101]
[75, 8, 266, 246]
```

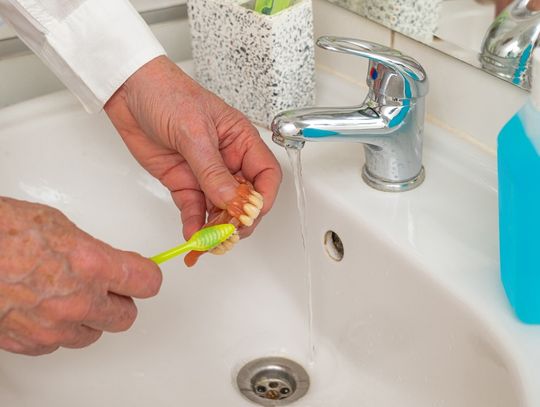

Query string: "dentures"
[184, 177, 264, 267]
[225, 183, 264, 228]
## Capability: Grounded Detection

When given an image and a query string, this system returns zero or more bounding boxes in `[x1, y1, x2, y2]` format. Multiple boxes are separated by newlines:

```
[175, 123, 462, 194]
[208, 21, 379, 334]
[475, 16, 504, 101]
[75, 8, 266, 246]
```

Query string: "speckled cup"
[362, 0, 442, 42]
[187, 0, 316, 127]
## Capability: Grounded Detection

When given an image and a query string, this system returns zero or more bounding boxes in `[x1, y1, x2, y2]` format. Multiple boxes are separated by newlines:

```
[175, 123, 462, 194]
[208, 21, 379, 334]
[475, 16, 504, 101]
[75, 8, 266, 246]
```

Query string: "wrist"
[104, 55, 170, 113]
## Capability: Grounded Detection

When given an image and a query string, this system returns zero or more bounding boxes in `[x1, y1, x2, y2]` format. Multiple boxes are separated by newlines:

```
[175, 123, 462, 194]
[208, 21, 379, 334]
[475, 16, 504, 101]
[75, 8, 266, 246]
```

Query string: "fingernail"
[217, 184, 238, 203]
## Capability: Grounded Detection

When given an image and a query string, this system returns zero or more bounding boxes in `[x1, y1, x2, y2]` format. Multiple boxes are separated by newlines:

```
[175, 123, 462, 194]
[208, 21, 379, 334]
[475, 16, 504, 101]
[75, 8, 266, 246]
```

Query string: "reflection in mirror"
[481, 0, 540, 89]
[326, 0, 540, 89]
[327, 0, 442, 41]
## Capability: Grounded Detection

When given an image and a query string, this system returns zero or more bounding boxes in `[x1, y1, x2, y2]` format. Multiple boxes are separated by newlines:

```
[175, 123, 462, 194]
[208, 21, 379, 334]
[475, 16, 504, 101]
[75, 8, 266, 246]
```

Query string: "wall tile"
[313, 0, 391, 84]
[394, 33, 527, 152]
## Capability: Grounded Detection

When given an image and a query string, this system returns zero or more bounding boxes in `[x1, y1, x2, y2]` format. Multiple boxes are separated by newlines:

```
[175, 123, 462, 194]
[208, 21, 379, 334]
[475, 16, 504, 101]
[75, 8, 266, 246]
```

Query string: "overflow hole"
[324, 231, 344, 262]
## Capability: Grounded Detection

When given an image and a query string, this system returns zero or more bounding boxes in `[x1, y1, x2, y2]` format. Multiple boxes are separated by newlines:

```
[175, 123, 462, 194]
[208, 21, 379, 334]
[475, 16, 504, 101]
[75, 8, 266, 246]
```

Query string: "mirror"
[326, 0, 540, 89]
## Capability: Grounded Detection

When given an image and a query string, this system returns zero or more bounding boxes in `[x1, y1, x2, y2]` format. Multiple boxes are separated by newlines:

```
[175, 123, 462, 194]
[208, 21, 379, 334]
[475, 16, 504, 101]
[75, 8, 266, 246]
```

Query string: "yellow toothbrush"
[150, 224, 236, 265]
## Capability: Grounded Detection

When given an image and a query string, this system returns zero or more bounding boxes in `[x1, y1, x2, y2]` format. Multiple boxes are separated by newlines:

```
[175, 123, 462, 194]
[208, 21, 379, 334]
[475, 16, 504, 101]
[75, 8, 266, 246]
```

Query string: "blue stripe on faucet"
[389, 78, 412, 128]
[513, 44, 532, 86]
[303, 128, 339, 138]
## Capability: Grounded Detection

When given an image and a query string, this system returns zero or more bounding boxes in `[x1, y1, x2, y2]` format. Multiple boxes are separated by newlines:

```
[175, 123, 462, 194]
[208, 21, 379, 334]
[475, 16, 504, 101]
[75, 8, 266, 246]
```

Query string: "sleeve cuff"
[44, 0, 166, 113]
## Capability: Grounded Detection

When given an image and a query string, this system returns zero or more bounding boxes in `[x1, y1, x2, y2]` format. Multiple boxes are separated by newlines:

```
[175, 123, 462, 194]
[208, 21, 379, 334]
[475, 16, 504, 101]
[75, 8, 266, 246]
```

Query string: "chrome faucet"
[271, 36, 428, 192]
[480, 0, 540, 89]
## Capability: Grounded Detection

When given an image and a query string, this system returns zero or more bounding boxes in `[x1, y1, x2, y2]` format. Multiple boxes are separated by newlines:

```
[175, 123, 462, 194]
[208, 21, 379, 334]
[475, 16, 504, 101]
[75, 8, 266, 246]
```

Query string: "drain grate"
[236, 357, 310, 406]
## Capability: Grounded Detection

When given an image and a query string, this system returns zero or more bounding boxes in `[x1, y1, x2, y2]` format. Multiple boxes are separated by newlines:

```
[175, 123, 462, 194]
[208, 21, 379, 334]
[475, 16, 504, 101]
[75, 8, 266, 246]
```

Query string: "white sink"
[0, 62, 536, 406]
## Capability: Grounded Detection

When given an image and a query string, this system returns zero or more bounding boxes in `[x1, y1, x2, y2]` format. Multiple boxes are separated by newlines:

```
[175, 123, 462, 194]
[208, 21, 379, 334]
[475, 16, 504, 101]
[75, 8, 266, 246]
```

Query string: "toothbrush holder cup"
[187, 0, 316, 127]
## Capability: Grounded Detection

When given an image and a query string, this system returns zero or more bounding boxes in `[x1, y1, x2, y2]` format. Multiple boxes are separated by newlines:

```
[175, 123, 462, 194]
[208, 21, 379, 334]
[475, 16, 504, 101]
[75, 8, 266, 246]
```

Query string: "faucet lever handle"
[316, 36, 428, 99]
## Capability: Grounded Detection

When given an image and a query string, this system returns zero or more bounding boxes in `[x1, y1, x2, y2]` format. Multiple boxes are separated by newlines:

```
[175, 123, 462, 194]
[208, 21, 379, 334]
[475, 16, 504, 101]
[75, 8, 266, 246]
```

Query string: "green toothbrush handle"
[150, 242, 193, 265]
[254, 0, 291, 15]
[150, 224, 236, 265]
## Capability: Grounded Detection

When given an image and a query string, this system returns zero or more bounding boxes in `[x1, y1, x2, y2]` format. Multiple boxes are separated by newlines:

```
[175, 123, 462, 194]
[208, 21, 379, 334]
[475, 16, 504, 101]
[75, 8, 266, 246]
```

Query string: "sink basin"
[0, 62, 534, 406]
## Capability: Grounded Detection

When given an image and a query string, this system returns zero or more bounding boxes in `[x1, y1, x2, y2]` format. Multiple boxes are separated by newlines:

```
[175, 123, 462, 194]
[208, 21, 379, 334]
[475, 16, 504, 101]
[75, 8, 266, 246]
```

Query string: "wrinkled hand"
[104, 56, 282, 240]
[0, 198, 162, 356]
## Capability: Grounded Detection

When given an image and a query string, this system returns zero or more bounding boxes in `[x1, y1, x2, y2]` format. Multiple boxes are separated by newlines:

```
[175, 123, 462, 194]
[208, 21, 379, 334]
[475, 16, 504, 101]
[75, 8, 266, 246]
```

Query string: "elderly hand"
[104, 56, 282, 240]
[0, 198, 162, 356]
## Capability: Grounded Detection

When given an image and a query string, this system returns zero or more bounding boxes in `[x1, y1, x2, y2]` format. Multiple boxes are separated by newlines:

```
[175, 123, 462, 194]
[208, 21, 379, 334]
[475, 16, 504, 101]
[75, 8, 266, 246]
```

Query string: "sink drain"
[236, 357, 310, 406]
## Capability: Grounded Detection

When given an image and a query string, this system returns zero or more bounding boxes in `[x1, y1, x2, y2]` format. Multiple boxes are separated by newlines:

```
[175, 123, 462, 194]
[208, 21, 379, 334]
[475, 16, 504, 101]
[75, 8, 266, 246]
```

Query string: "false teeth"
[239, 215, 254, 227]
[210, 245, 227, 255]
[210, 233, 237, 256]
[248, 194, 264, 210]
[221, 240, 235, 251]
[243, 203, 261, 219]
[198, 180, 264, 262]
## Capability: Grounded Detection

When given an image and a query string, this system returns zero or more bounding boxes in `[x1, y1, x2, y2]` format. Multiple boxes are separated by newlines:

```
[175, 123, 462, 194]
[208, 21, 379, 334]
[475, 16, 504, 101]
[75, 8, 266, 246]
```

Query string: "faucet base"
[362, 166, 425, 192]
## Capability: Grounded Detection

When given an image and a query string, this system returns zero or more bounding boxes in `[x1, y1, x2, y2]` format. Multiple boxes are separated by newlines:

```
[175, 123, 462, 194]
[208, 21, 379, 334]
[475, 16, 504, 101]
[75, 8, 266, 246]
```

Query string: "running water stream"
[286, 147, 315, 365]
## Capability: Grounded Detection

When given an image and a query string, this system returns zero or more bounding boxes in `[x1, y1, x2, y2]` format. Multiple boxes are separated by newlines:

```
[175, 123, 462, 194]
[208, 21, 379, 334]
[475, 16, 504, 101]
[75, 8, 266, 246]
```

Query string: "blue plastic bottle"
[498, 50, 540, 323]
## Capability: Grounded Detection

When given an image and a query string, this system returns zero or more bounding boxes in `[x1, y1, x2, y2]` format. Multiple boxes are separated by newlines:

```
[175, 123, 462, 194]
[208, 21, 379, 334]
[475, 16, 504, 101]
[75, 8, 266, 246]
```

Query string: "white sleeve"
[0, 0, 166, 113]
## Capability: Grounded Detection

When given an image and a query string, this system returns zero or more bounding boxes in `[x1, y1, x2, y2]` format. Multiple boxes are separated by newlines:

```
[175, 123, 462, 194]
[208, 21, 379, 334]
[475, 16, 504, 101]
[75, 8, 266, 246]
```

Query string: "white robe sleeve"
[0, 0, 166, 112]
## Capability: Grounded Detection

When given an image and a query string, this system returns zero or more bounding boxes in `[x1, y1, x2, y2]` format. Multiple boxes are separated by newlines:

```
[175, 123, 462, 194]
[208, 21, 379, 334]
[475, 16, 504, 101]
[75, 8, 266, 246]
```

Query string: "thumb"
[181, 133, 239, 209]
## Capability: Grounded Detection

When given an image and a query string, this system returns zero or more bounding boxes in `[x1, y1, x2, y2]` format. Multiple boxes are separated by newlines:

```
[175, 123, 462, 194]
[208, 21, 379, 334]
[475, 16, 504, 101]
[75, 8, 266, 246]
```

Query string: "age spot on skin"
[33, 215, 43, 225]
[8, 229, 18, 236]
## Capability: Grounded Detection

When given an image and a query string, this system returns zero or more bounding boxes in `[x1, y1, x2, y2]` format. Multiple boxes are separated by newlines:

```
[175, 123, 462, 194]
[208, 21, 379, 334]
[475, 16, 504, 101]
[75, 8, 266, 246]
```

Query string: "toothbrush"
[150, 224, 237, 265]
[254, 0, 291, 15]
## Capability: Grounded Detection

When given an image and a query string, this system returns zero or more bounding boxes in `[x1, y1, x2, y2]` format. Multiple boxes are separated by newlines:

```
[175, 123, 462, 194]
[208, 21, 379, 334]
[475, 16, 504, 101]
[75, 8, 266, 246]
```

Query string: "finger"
[151, 161, 207, 239]
[84, 293, 138, 333]
[15, 345, 59, 357]
[0, 333, 58, 357]
[253, 165, 282, 216]
[0, 334, 27, 355]
[3, 307, 102, 352]
[1, 311, 83, 352]
[171, 189, 207, 240]
[235, 216, 262, 239]
[71, 237, 162, 299]
[105, 249, 163, 299]
[234, 134, 282, 215]
[62, 325, 103, 349]
[179, 123, 239, 209]
[84, 293, 137, 333]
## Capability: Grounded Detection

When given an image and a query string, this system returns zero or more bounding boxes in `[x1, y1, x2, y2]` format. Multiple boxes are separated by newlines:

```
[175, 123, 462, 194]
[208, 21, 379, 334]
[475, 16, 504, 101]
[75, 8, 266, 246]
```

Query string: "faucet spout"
[272, 100, 426, 192]
[272, 104, 391, 145]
